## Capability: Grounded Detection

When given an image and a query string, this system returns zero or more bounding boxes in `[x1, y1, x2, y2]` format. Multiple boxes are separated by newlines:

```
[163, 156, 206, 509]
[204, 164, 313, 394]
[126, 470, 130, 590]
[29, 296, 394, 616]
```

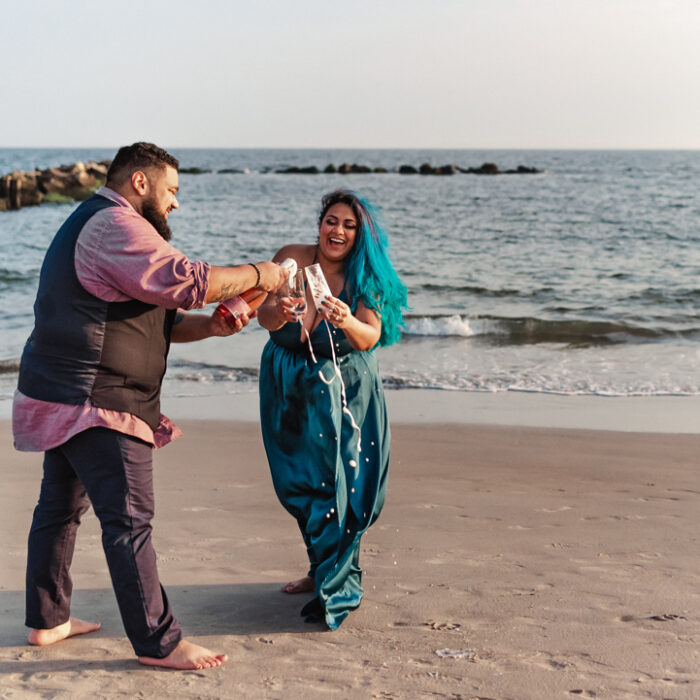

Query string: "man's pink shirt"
[13, 187, 211, 451]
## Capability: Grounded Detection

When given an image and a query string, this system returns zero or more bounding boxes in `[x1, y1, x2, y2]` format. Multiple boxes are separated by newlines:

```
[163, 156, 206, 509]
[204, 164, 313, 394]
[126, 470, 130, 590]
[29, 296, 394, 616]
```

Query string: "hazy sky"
[1, 0, 698, 149]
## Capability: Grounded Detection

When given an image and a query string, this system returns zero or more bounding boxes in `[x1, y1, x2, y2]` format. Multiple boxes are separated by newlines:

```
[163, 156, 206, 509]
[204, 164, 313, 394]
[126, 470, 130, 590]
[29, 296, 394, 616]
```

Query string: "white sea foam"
[403, 315, 505, 338]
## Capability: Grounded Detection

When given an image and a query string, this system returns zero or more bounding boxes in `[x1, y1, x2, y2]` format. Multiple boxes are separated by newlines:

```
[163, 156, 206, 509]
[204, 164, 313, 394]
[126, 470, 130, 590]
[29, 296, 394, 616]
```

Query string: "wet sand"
[1, 398, 699, 698]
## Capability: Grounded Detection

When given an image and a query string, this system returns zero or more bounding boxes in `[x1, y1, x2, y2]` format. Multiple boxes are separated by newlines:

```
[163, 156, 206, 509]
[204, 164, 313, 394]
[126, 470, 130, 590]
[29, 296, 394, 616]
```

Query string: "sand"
[1, 401, 700, 699]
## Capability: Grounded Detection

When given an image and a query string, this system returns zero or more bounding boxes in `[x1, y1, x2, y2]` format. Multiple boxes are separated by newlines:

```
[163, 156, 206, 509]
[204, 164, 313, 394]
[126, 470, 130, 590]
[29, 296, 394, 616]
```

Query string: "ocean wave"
[0, 268, 36, 284]
[168, 360, 259, 383]
[380, 372, 700, 397]
[626, 286, 700, 306]
[421, 283, 521, 297]
[0, 358, 20, 374]
[401, 314, 699, 345]
[403, 315, 482, 338]
[161, 364, 700, 398]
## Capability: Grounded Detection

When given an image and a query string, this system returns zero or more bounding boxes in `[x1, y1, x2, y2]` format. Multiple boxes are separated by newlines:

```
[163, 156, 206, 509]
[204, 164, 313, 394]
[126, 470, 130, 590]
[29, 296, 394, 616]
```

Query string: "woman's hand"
[319, 295, 382, 350]
[278, 295, 307, 324]
[320, 295, 352, 329]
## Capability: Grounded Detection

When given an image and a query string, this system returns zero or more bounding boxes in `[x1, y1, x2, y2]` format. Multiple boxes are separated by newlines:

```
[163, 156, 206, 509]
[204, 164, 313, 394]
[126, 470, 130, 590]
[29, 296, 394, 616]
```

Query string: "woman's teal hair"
[318, 190, 408, 347]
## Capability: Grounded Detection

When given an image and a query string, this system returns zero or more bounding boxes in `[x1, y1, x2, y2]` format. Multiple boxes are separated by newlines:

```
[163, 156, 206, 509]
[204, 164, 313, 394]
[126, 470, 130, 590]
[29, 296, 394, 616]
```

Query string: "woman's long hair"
[318, 190, 408, 347]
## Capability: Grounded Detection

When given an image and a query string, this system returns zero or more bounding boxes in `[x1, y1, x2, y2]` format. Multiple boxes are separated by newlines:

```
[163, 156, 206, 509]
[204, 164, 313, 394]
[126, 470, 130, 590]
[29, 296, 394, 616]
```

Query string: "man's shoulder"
[83, 199, 155, 243]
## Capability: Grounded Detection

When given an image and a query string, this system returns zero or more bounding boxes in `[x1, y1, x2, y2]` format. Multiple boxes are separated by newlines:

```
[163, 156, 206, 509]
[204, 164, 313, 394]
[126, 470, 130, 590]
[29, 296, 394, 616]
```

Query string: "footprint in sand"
[617, 613, 687, 623]
[395, 582, 422, 595]
[424, 620, 461, 631]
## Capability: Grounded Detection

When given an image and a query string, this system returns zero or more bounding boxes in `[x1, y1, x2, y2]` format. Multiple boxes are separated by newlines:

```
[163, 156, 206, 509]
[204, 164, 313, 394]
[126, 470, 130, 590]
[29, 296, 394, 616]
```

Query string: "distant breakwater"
[0, 160, 110, 212]
[184, 162, 541, 176]
[0, 160, 540, 211]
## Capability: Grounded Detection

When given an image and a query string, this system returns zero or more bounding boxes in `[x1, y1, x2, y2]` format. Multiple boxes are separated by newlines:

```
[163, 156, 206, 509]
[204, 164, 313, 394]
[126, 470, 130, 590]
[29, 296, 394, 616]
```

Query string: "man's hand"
[209, 309, 254, 336]
[171, 309, 254, 342]
[256, 261, 289, 293]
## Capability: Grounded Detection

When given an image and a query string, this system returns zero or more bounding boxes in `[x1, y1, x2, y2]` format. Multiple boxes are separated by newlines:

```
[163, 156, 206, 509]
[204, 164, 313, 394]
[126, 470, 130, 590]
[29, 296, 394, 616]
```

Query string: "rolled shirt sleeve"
[75, 187, 210, 309]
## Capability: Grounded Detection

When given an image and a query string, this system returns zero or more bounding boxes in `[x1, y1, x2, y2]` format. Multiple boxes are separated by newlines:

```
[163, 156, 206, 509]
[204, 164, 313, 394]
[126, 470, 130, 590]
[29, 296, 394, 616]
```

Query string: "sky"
[1, 0, 699, 149]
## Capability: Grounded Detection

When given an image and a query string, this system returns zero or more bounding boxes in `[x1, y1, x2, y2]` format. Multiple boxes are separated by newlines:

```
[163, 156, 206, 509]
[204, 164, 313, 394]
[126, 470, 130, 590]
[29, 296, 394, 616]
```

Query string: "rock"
[180, 167, 211, 174]
[9, 176, 22, 209]
[86, 161, 109, 178]
[373, 167, 388, 173]
[458, 163, 501, 175]
[0, 160, 110, 211]
[350, 164, 372, 173]
[418, 163, 455, 175]
[219, 168, 246, 174]
[338, 163, 353, 174]
[399, 165, 418, 174]
[324, 164, 338, 173]
[19, 172, 43, 207]
[275, 166, 319, 174]
[478, 162, 500, 174]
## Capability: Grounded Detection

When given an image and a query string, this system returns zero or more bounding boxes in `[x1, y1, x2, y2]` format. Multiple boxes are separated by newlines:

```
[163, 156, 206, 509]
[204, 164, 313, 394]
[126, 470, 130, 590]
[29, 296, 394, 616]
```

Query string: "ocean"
[1, 147, 699, 402]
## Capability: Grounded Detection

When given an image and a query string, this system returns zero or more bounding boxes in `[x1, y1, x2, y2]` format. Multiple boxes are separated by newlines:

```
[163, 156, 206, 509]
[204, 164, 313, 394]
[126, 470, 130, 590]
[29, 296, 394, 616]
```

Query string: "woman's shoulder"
[272, 243, 316, 265]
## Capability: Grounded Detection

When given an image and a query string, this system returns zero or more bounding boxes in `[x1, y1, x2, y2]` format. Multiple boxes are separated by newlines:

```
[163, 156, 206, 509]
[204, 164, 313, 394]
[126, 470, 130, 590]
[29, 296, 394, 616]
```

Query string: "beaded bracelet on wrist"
[248, 262, 261, 287]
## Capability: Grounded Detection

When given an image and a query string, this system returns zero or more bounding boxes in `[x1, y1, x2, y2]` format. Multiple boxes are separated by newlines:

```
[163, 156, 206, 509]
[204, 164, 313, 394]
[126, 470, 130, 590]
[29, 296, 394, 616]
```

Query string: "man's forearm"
[206, 265, 259, 303]
[170, 312, 213, 342]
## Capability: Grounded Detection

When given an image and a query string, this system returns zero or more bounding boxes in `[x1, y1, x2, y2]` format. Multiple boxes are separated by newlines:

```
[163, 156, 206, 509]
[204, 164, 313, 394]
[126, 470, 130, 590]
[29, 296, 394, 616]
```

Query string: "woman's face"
[318, 202, 358, 262]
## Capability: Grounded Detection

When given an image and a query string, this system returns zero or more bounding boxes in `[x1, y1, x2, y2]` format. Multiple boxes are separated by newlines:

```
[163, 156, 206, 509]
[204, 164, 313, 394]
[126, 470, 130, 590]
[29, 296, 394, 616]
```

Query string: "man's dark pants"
[25, 427, 182, 658]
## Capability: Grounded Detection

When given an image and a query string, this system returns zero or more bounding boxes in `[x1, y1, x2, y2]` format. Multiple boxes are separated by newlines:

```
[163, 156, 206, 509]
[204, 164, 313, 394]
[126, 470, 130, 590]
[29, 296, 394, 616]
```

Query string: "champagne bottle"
[214, 287, 267, 326]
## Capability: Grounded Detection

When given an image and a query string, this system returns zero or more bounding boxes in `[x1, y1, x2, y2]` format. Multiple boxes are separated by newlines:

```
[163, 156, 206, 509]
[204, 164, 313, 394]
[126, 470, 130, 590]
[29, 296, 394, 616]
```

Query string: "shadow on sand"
[0, 581, 321, 672]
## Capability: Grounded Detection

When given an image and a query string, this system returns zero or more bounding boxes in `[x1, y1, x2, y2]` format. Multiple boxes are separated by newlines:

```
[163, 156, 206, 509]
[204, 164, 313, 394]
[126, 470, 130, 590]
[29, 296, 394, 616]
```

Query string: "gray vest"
[18, 194, 175, 431]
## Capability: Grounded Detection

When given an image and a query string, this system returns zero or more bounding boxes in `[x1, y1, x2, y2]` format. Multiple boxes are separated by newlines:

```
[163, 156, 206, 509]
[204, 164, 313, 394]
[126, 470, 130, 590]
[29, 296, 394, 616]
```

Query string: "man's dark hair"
[106, 142, 179, 186]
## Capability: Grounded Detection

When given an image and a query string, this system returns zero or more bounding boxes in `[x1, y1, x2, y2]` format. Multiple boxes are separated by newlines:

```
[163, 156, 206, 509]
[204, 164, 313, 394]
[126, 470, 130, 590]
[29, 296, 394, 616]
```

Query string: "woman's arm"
[321, 296, 381, 351]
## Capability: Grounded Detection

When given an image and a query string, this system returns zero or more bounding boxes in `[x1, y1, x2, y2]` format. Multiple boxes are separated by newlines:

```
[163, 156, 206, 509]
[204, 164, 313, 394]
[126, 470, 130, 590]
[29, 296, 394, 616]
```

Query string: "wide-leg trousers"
[25, 427, 182, 658]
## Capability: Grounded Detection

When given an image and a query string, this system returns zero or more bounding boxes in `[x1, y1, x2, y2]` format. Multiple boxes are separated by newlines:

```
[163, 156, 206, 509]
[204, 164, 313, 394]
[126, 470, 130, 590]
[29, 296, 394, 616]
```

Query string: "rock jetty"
[0, 160, 110, 212]
[0, 160, 540, 212]
[275, 162, 540, 175]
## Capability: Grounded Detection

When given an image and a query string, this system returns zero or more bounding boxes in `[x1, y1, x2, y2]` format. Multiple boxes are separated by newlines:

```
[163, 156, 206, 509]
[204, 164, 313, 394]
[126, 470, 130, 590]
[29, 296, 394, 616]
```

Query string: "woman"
[257, 190, 407, 630]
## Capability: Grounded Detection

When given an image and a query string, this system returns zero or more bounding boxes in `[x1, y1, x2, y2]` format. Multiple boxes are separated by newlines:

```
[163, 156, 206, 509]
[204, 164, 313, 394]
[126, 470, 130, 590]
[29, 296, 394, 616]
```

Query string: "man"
[13, 142, 287, 670]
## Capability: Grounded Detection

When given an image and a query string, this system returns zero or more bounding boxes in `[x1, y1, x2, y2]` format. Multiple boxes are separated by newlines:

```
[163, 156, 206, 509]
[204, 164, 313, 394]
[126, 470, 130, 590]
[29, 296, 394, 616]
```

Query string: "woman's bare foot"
[138, 639, 227, 670]
[282, 576, 314, 594]
[28, 617, 101, 646]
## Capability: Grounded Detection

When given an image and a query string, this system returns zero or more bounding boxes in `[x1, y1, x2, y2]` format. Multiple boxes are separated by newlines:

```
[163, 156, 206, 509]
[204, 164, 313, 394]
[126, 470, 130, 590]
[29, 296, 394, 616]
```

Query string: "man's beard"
[142, 197, 173, 241]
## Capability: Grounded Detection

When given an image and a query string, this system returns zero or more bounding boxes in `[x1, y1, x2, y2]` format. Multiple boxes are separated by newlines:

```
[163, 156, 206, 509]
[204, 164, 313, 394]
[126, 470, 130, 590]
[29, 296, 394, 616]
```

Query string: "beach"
[1, 391, 699, 699]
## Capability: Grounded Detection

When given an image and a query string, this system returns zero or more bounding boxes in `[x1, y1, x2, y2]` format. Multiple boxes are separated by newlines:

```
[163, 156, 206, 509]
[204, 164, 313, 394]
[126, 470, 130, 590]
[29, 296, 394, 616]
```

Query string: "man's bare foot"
[282, 576, 314, 594]
[138, 639, 227, 670]
[28, 617, 101, 646]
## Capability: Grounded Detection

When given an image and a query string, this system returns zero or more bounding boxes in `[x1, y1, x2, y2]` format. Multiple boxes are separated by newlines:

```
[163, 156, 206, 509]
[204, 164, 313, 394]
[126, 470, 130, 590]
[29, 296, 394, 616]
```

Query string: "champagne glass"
[288, 269, 307, 320]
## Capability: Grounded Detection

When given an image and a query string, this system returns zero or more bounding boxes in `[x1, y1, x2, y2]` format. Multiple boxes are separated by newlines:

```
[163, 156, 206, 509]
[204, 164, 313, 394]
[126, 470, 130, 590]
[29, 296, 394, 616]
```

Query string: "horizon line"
[2, 146, 700, 153]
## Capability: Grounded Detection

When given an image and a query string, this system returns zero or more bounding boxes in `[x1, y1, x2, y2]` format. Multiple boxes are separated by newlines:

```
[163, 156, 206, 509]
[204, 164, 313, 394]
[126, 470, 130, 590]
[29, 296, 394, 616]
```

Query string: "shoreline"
[1, 388, 699, 434]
